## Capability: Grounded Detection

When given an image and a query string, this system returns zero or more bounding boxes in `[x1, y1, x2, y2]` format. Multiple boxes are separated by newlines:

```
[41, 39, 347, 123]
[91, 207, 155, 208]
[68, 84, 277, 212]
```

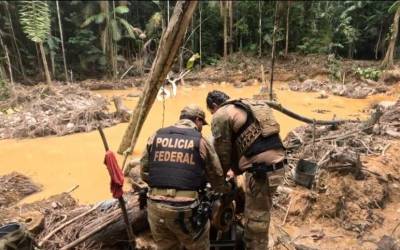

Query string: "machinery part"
[211, 199, 236, 232]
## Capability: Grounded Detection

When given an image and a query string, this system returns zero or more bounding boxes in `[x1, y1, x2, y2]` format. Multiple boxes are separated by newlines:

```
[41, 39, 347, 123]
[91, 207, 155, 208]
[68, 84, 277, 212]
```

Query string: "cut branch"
[118, 1, 198, 154]
[266, 101, 357, 125]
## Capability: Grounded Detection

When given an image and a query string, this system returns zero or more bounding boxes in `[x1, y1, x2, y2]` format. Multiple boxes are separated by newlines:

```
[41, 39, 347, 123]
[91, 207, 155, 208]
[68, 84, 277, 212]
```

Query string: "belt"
[149, 199, 198, 207]
[247, 161, 285, 173]
[149, 188, 199, 199]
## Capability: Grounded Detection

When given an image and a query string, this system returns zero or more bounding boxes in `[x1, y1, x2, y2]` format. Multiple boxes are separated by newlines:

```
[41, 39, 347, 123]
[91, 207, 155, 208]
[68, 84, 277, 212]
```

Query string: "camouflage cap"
[180, 104, 208, 125]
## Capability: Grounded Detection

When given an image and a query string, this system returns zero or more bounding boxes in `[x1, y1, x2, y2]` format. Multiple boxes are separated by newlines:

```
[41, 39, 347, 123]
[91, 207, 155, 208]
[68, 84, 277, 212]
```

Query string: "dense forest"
[1, 1, 400, 91]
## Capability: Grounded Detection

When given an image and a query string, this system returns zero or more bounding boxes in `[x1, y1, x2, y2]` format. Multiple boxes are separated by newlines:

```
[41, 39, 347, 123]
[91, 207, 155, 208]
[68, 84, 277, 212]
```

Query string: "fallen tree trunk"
[265, 101, 358, 125]
[118, 1, 198, 154]
[53, 195, 148, 250]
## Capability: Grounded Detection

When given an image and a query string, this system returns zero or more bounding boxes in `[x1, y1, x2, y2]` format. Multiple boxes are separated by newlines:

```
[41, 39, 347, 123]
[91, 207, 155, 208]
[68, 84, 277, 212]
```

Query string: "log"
[118, 1, 198, 154]
[39, 203, 101, 247]
[60, 195, 148, 249]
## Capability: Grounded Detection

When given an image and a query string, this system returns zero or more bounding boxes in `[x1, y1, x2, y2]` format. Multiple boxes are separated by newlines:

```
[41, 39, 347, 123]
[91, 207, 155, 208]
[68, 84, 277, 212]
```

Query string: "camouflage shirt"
[140, 119, 231, 194]
[211, 103, 285, 175]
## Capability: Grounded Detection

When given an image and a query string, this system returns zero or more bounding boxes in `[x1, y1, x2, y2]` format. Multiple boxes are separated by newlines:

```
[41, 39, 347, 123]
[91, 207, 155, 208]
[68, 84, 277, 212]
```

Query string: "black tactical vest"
[148, 126, 206, 190]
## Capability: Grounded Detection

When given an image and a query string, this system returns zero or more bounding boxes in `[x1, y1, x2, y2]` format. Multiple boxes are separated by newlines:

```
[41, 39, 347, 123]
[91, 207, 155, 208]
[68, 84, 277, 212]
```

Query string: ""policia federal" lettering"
[153, 137, 196, 165]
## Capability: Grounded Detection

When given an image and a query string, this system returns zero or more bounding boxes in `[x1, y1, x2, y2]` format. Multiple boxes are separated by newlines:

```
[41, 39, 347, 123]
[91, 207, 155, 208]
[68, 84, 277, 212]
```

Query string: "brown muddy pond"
[0, 83, 394, 204]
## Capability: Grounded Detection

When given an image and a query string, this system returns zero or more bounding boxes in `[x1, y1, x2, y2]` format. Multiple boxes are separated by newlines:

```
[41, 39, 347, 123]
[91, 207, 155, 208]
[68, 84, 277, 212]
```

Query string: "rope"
[162, 83, 166, 128]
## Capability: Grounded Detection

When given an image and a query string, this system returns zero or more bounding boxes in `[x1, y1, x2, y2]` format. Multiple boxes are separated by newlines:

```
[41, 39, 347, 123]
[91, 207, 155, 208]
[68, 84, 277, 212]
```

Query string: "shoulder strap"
[221, 99, 255, 141]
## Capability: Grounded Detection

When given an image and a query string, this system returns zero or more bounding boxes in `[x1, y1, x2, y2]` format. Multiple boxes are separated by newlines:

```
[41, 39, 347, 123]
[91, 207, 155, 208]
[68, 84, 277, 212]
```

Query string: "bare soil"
[269, 142, 400, 249]
[268, 100, 400, 249]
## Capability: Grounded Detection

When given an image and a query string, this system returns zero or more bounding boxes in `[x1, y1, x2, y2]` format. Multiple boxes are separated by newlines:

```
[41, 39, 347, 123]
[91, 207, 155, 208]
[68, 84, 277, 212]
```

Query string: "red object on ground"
[103, 150, 125, 199]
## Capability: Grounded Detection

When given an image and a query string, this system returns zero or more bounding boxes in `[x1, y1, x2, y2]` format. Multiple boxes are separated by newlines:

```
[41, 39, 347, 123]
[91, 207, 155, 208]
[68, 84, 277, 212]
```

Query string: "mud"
[270, 99, 400, 249]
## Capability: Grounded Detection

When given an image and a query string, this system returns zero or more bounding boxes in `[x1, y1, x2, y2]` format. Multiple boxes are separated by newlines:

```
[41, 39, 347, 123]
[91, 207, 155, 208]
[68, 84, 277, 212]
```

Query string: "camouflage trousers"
[147, 199, 209, 250]
[238, 171, 280, 250]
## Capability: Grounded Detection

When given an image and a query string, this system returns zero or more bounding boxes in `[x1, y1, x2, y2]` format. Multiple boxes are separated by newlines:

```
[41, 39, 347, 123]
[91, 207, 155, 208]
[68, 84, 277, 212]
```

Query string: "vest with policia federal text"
[148, 126, 206, 190]
[221, 99, 283, 158]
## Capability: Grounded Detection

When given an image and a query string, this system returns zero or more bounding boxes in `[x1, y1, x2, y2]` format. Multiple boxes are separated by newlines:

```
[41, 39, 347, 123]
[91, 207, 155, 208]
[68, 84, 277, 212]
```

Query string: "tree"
[18, 1, 52, 85]
[56, 0, 68, 82]
[0, 29, 14, 95]
[258, 0, 262, 57]
[229, 1, 233, 54]
[4, 1, 26, 80]
[382, 1, 400, 68]
[118, 0, 198, 154]
[269, 1, 279, 101]
[285, 1, 291, 57]
[199, 1, 203, 67]
[82, 2, 144, 79]
[221, 1, 228, 60]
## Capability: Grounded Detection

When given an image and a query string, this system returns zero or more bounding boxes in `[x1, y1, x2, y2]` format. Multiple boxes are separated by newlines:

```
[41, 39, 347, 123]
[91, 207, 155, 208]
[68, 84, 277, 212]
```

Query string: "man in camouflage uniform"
[140, 104, 232, 250]
[206, 90, 286, 249]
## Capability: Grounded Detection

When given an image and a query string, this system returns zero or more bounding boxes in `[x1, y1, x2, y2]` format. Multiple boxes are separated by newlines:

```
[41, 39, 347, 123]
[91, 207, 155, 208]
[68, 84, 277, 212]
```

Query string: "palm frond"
[18, 1, 50, 43]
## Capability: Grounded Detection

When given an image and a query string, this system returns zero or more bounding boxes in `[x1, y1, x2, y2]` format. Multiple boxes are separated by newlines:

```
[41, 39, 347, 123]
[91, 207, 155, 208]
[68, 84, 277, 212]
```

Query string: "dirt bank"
[269, 141, 400, 249]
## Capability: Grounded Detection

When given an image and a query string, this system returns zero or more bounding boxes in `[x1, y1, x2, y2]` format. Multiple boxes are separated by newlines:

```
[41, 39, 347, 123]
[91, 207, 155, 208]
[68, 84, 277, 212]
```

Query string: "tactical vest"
[221, 99, 282, 157]
[148, 126, 206, 190]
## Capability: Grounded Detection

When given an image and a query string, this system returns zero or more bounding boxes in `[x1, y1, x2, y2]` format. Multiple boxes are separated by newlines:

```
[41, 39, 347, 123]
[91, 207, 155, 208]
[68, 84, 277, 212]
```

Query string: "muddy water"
[0, 83, 396, 204]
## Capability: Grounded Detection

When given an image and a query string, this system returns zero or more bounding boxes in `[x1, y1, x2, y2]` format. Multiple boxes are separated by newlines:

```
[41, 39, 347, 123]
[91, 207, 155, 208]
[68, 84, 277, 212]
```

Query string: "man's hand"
[226, 169, 235, 180]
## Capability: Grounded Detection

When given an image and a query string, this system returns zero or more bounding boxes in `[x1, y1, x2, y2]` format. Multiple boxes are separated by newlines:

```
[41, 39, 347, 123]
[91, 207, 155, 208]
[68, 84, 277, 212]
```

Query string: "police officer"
[140, 104, 231, 250]
[206, 90, 286, 250]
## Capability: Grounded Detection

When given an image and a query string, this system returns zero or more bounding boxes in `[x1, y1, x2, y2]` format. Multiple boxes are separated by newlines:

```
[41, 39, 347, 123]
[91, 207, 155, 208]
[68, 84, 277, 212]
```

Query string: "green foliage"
[0, 0, 398, 81]
[186, 53, 200, 70]
[388, 1, 400, 13]
[235, 17, 249, 36]
[18, 1, 50, 43]
[67, 29, 106, 75]
[146, 12, 163, 38]
[81, 4, 143, 42]
[205, 55, 220, 66]
[327, 54, 342, 81]
[355, 67, 382, 81]
[0, 79, 10, 101]
[297, 37, 329, 54]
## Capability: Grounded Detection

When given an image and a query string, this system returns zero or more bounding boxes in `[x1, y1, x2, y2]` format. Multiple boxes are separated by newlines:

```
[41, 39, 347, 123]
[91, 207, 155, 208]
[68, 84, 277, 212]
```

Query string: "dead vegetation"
[276, 99, 400, 238]
[0, 85, 126, 139]
[288, 78, 390, 99]
[0, 188, 150, 250]
[0, 172, 40, 209]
